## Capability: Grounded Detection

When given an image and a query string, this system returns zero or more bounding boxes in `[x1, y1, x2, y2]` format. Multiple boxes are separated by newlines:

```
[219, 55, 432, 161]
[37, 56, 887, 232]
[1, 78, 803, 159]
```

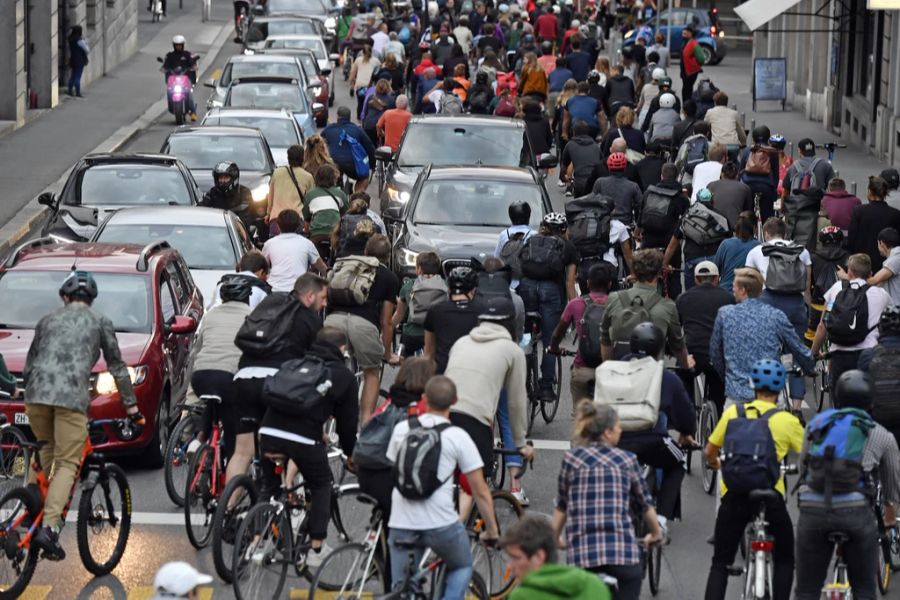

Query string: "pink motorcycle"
[157, 56, 197, 125]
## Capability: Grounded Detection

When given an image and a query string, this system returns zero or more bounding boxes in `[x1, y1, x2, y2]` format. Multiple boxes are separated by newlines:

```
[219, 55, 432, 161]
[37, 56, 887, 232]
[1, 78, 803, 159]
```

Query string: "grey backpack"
[439, 93, 464, 115]
[762, 244, 806, 294]
[409, 275, 449, 325]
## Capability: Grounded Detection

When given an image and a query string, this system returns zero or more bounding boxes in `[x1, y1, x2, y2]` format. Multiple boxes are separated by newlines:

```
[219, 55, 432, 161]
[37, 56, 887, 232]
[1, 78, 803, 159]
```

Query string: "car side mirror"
[321, 67, 332, 75]
[307, 82, 322, 91]
[37, 192, 55, 207]
[375, 146, 394, 162]
[204, 78, 217, 88]
[168, 315, 197, 334]
[329, 53, 340, 62]
[537, 153, 559, 169]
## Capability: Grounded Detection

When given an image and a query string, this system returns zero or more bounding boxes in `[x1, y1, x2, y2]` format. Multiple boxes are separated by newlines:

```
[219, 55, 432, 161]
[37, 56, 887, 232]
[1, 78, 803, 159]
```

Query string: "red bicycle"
[183, 394, 227, 549]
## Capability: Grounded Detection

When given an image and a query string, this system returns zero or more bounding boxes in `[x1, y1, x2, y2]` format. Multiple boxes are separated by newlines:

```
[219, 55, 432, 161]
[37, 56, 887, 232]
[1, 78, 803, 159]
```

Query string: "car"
[262, 47, 333, 119]
[36, 153, 202, 242]
[201, 107, 303, 166]
[375, 115, 558, 225]
[263, 34, 333, 79]
[262, 0, 337, 40]
[390, 166, 553, 278]
[243, 15, 326, 53]
[204, 54, 310, 111]
[624, 7, 726, 65]
[222, 75, 319, 139]
[0, 238, 202, 466]
[160, 125, 275, 204]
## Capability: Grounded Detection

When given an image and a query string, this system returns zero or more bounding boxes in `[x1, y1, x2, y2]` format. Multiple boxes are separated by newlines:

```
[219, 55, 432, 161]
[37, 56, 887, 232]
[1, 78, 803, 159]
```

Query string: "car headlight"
[625, 29, 634, 38]
[325, 17, 336, 29]
[209, 99, 223, 108]
[386, 187, 410, 203]
[398, 248, 419, 268]
[95, 366, 148, 395]
[251, 183, 269, 202]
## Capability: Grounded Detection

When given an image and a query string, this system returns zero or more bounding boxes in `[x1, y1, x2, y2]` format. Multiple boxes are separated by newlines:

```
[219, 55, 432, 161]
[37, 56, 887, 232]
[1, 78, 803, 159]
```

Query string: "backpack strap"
[735, 403, 747, 419]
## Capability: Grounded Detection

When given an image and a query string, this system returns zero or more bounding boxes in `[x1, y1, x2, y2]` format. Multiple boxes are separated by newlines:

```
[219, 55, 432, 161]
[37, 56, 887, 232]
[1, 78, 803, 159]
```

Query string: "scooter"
[156, 56, 198, 125]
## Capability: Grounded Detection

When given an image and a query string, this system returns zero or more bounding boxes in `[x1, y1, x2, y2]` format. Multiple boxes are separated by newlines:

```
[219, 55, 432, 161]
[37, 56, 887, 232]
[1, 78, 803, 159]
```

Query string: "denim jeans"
[518, 278, 564, 390]
[495, 390, 522, 468]
[389, 521, 473, 600]
[760, 291, 808, 400]
[68, 65, 84, 95]
[683, 255, 713, 292]
[794, 504, 878, 600]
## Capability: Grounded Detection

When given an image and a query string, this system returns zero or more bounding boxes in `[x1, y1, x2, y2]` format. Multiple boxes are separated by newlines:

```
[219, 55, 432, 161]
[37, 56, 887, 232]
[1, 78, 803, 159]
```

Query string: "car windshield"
[76, 164, 192, 206]
[267, 0, 325, 13]
[0, 271, 151, 333]
[295, 54, 318, 76]
[226, 82, 306, 112]
[96, 224, 237, 269]
[412, 180, 543, 229]
[397, 124, 531, 168]
[212, 116, 299, 147]
[221, 60, 301, 86]
[265, 38, 326, 60]
[245, 20, 318, 43]
[165, 134, 269, 171]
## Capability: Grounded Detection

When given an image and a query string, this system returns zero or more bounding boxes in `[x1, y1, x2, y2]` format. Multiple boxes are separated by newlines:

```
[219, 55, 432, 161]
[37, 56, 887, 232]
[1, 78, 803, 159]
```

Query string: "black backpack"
[220, 273, 272, 296]
[336, 213, 375, 257]
[578, 296, 605, 369]
[680, 203, 730, 246]
[640, 185, 680, 234]
[811, 251, 847, 303]
[498, 230, 530, 281]
[566, 196, 612, 261]
[352, 403, 407, 469]
[392, 416, 452, 500]
[519, 235, 566, 281]
[262, 355, 332, 417]
[234, 292, 302, 358]
[825, 281, 873, 346]
[870, 345, 900, 428]
[476, 270, 513, 303]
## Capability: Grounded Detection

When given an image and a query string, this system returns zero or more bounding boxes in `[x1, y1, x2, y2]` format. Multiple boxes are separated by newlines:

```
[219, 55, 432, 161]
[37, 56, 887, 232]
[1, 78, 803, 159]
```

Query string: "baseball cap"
[152, 562, 213, 598]
[694, 261, 719, 277]
[798, 138, 816, 156]
[880, 168, 900, 189]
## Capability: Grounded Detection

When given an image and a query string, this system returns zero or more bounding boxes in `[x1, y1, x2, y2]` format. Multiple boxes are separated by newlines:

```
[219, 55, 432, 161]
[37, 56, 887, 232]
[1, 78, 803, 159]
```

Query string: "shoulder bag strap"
[322, 188, 344, 212]
[285, 166, 305, 203]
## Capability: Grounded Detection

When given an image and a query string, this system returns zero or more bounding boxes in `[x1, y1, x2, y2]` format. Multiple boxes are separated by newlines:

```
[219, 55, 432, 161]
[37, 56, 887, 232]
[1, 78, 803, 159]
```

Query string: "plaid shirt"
[556, 443, 652, 568]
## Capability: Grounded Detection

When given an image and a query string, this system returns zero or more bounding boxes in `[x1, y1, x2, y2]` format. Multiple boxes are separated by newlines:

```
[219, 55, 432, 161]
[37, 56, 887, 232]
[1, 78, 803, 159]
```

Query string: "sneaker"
[186, 438, 201, 457]
[510, 488, 530, 507]
[190, 112, 197, 122]
[657, 515, 669, 544]
[557, 179, 566, 188]
[33, 527, 65, 561]
[305, 542, 332, 569]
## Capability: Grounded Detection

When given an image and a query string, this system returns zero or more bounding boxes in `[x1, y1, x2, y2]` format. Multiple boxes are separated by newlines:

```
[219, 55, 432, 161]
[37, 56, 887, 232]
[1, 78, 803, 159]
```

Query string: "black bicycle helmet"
[213, 161, 240, 194]
[59, 270, 98, 301]
[817, 225, 843, 246]
[508, 201, 532, 225]
[879, 304, 900, 336]
[629, 322, 664, 358]
[750, 359, 786, 393]
[834, 369, 873, 411]
[218, 274, 254, 304]
[447, 266, 478, 294]
[751, 125, 771, 144]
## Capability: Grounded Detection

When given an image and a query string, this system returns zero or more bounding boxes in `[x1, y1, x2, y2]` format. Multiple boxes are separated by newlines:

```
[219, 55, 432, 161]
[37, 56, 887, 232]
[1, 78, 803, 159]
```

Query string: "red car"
[0, 239, 203, 467]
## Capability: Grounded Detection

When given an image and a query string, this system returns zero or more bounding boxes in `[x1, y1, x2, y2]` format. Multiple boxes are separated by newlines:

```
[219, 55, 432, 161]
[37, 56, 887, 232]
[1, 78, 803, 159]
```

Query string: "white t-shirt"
[823, 278, 890, 351]
[603, 219, 631, 266]
[261, 233, 321, 293]
[211, 270, 268, 309]
[386, 413, 484, 531]
[745, 239, 812, 284]
[690, 161, 723, 203]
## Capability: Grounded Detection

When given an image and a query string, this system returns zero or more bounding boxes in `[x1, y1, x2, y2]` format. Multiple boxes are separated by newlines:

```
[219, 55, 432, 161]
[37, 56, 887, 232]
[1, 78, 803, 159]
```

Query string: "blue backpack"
[720, 404, 781, 495]
[799, 408, 874, 506]
[340, 128, 370, 179]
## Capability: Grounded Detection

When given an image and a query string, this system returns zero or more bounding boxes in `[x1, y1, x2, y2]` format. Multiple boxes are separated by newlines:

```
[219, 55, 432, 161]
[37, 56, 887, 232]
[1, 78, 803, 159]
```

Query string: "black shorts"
[233, 376, 267, 435]
[449, 411, 494, 479]
[233, 0, 249, 17]
[335, 160, 359, 181]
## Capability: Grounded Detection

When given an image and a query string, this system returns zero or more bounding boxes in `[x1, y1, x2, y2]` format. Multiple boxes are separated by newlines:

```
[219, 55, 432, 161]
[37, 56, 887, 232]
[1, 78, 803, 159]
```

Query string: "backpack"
[409, 275, 449, 325]
[593, 356, 663, 431]
[494, 97, 517, 117]
[761, 244, 806, 294]
[608, 290, 662, 358]
[681, 134, 709, 175]
[328, 256, 380, 305]
[745, 145, 773, 176]
[352, 403, 407, 469]
[824, 281, 873, 346]
[800, 408, 874, 506]
[499, 230, 531, 281]
[261, 355, 333, 417]
[475, 270, 513, 303]
[788, 158, 824, 195]
[468, 88, 490, 112]
[680, 202, 730, 246]
[870, 345, 900, 428]
[336, 213, 375, 258]
[339, 128, 370, 179]
[720, 404, 781, 494]
[566, 197, 612, 260]
[234, 292, 302, 358]
[640, 184, 681, 234]
[439, 92, 464, 115]
[519, 235, 566, 281]
[392, 416, 453, 499]
[811, 251, 846, 303]
[220, 273, 272, 296]
[578, 295, 605, 369]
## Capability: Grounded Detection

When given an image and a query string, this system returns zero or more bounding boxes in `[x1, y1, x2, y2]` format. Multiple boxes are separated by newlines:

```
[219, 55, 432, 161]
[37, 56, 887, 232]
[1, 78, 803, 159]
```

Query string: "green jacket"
[509, 564, 612, 600]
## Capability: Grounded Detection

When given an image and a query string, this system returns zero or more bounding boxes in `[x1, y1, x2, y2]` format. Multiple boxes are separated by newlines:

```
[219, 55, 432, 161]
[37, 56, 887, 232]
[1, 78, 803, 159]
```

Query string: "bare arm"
[565, 264, 577, 301]
[810, 312, 827, 356]
[466, 469, 499, 538]
[869, 267, 894, 286]
[705, 442, 721, 469]
[551, 507, 567, 542]
[424, 331, 436, 360]
[312, 257, 328, 276]
[381, 301, 396, 361]
[392, 298, 408, 329]
[662, 235, 679, 268]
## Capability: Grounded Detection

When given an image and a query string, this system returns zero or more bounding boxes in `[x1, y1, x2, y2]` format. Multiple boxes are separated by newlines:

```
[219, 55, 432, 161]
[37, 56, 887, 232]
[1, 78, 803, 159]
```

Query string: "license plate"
[14, 413, 28, 426]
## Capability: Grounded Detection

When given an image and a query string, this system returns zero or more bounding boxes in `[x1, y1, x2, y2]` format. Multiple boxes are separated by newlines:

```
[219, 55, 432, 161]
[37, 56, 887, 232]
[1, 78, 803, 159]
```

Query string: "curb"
[0, 20, 234, 260]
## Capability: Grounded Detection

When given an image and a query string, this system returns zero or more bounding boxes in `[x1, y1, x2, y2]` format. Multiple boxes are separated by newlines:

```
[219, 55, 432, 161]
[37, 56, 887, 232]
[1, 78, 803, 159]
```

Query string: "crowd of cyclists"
[13, 0, 900, 598]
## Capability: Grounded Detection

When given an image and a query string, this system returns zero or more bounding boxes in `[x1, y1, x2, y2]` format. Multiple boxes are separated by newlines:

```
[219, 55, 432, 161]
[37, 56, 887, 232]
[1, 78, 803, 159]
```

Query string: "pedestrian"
[150, 562, 212, 600]
[521, 99, 553, 156]
[265, 144, 314, 235]
[679, 26, 703, 104]
[882, 168, 900, 211]
[67, 26, 90, 97]
[261, 209, 326, 293]
[649, 31, 670, 70]
[848, 176, 900, 272]
[519, 52, 549, 102]
[869, 227, 900, 304]
[376, 94, 412, 152]
[820, 178, 861, 234]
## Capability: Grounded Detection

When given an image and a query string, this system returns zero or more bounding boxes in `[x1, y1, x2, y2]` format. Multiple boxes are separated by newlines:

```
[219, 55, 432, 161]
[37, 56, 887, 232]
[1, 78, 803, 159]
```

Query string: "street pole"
[666, 0, 672, 54]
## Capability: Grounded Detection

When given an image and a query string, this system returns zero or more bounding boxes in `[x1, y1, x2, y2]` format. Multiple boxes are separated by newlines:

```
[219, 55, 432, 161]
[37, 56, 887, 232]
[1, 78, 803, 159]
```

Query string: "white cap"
[571, 19, 580, 27]
[694, 261, 719, 277]
[659, 92, 676, 109]
[652, 67, 666, 81]
[152, 562, 213, 598]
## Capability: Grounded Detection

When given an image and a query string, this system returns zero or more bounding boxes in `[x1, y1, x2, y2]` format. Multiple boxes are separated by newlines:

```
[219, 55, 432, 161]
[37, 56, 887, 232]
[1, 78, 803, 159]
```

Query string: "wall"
[0, 0, 27, 126]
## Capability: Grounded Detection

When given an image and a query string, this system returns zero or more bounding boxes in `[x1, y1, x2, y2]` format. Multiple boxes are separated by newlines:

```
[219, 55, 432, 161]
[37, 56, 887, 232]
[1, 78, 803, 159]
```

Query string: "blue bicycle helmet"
[750, 359, 787, 393]
[768, 134, 786, 150]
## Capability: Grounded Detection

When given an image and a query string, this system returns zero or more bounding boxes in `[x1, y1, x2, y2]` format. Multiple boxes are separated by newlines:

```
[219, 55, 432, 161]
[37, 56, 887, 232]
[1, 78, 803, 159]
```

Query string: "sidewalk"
[0, 0, 233, 254]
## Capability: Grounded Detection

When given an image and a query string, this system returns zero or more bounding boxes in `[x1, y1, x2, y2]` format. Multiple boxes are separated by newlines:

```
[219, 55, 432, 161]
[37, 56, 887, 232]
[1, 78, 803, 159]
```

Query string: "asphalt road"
[22, 38, 900, 600]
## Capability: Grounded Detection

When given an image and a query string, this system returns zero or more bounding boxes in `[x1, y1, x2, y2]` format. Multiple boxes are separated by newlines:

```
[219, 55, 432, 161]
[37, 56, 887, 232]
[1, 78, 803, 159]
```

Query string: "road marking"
[128, 586, 213, 600]
[64, 511, 203, 526]
[15, 586, 50, 600]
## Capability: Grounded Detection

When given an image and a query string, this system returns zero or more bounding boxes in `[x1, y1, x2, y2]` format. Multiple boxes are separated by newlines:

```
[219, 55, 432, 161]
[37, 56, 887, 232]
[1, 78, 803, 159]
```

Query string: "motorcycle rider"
[202, 162, 258, 230]
[161, 35, 198, 121]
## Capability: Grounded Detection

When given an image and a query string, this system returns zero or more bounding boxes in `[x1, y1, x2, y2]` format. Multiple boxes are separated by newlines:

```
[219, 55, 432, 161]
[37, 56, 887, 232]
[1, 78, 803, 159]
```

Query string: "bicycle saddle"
[748, 489, 781, 503]
[827, 532, 849, 545]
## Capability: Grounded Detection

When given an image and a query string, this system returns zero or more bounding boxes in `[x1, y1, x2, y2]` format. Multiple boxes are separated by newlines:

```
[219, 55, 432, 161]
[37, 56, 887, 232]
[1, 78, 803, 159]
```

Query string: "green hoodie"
[509, 563, 612, 600]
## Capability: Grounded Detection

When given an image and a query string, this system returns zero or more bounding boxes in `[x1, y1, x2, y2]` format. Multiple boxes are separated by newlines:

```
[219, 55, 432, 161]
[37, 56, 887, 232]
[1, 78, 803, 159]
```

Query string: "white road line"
[65, 511, 199, 526]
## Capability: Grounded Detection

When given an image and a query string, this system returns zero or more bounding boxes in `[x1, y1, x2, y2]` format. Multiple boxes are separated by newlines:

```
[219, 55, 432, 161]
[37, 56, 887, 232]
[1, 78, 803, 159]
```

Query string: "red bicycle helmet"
[607, 152, 628, 171]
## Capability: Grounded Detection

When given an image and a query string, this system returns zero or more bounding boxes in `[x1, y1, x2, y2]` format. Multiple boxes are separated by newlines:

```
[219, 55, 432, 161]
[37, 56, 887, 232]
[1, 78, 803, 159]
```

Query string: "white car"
[202, 107, 303, 166]
[204, 53, 310, 111]
[263, 34, 334, 94]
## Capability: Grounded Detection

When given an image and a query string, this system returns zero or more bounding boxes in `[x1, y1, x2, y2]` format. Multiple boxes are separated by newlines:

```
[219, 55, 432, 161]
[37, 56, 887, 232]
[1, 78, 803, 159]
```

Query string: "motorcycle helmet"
[59, 270, 98, 301]
[834, 370, 874, 411]
[769, 134, 787, 150]
[750, 359, 787, 393]
[542, 211, 567, 231]
[629, 322, 664, 359]
[172, 34, 186, 50]
[817, 225, 843, 246]
[879, 304, 900, 337]
[607, 152, 628, 171]
[508, 200, 532, 224]
[448, 266, 479, 294]
[659, 92, 677, 109]
[218, 275, 254, 304]
[213, 161, 240, 194]
[651, 67, 666, 81]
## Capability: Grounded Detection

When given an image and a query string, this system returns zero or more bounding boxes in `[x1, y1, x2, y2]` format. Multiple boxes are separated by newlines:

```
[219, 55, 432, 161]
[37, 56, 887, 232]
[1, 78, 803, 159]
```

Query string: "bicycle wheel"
[164, 416, 196, 507]
[0, 487, 39, 599]
[211, 474, 258, 583]
[184, 442, 216, 549]
[817, 363, 830, 413]
[489, 440, 506, 491]
[0, 426, 28, 501]
[468, 571, 489, 600]
[331, 484, 376, 546]
[540, 347, 562, 424]
[470, 491, 523, 598]
[699, 401, 718, 495]
[878, 534, 892, 594]
[525, 354, 539, 436]
[76, 463, 132, 575]
[310, 541, 386, 596]
[232, 502, 290, 600]
[647, 542, 662, 596]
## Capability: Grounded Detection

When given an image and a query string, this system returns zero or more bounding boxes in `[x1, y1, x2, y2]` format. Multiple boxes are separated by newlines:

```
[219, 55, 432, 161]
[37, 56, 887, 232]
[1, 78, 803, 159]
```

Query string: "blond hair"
[572, 399, 618, 447]
[733, 267, 764, 298]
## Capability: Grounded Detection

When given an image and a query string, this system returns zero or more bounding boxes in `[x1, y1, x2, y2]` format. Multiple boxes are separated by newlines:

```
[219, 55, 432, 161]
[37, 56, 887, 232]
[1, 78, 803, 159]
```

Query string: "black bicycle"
[523, 312, 561, 434]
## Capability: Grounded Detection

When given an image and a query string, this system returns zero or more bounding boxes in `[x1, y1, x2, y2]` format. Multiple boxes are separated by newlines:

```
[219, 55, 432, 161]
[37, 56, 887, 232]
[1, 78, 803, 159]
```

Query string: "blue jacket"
[322, 117, 376, 167]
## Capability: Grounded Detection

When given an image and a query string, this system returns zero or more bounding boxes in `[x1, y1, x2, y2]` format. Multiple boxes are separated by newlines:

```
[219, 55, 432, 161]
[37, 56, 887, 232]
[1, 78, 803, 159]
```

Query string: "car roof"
[252, 15, 319, 22]
[227, 54, 301, 64]
[80, 153, 183, 165]
[266, 34, 325, 42]
[408, 114, 525, 129]
[5, 240, 175, 273]
[166, 125, 264, 137]
[100, 206, 232, 227]
[204, 107, 294, 120]
[423, 166, 537, 183]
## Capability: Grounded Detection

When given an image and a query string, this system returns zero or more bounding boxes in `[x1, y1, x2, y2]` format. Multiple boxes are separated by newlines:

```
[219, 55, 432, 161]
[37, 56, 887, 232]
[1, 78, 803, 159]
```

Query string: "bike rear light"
[751, 539, 774, 552]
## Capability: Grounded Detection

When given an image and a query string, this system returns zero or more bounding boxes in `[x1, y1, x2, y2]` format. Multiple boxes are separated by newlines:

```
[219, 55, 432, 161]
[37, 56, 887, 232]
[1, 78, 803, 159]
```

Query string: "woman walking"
[68, 26, 90, 97]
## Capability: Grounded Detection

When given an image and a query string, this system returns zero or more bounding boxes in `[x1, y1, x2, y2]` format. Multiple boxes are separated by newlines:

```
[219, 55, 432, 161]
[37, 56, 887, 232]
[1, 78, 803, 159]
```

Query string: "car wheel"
[699, 44, 717, 66]
[141, 391, 171, 468]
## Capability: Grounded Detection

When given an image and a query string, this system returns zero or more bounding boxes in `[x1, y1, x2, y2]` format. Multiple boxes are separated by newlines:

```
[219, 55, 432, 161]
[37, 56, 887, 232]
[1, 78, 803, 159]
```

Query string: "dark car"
[624, 7, 726, 65]
[375, 115, 557, 226]
[0, 238, 202, 466]
[390, 166, 553, 278]
[38, 153, 202, 242]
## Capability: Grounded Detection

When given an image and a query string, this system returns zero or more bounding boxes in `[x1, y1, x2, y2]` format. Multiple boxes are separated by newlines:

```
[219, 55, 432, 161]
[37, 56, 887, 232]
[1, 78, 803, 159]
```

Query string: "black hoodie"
[561, 135, 603, 197]
[523, 107, 554, 155]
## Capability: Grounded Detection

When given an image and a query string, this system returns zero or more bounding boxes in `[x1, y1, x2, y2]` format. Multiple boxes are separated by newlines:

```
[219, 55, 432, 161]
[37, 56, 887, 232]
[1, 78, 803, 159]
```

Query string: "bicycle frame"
[745, 507, 774, 599]
[188, 417, 225, 500]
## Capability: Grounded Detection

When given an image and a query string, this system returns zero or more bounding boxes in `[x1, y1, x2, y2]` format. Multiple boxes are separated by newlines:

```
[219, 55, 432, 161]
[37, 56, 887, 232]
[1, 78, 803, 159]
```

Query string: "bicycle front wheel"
[470, 490, 523, 598]
[232, 502, 290, 600]
[211, 474, 258, 583]
[77, 463, 132, 575]
[879, 534, 892, 594]
[540, 347, 562, 423]
[163, 415, 197, 507]
[184, 442, 216, 549]
[700, 401, 718, 495]
[310, 541, 386, 597]
[0, 487, 39, 599]
[647, 542, 662, 595]
[331, 484, 376, 546]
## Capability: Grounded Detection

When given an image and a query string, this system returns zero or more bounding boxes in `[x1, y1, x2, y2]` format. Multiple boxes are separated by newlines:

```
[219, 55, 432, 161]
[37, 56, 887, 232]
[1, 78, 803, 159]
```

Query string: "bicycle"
[821, 532, 852, 600]
[752, 192, 764, 241]
[0, 408, 30, 502]
[873, 479, 893, 594]
[696, 380, 719, 495]
[523, 312, 561, 434]
[384, 531, 490, 600]
[812, 350, 832, 412]
[183, 394, 228, 549]
[0, 418, 141, 599]
[163, 403, 199, 507]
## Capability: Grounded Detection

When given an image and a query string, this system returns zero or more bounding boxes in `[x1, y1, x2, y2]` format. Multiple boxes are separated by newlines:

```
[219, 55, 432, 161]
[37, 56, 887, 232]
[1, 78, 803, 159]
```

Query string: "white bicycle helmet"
[652, 67, 666, 81]
[542, 212, 567, 230]
[659, 92, 677, 109]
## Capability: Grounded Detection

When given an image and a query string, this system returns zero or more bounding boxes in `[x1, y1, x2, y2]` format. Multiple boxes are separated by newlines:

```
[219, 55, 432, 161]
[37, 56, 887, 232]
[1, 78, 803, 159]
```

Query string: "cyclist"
[392, 251, 446, 359]
[703, 359, 804, 600]
[640, 163, 690, 296]
[560, 120, 605, 198]
[859, 304, 900, 446]
[663, 186, 729, 292]
[262, 209, 327, 293]
[160, 35, 198, 120]
[794, 370, 900, 600]
[210, 249, 271, 310]
[23, 271, 143, 559]
[807, 226, 848, 339]
[781, 138, 835, 202]
[495, 201, 536, 289]
[591, 152, 642, 228]
[424, 266, 483, 375]
[322, 106, 377, 193]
